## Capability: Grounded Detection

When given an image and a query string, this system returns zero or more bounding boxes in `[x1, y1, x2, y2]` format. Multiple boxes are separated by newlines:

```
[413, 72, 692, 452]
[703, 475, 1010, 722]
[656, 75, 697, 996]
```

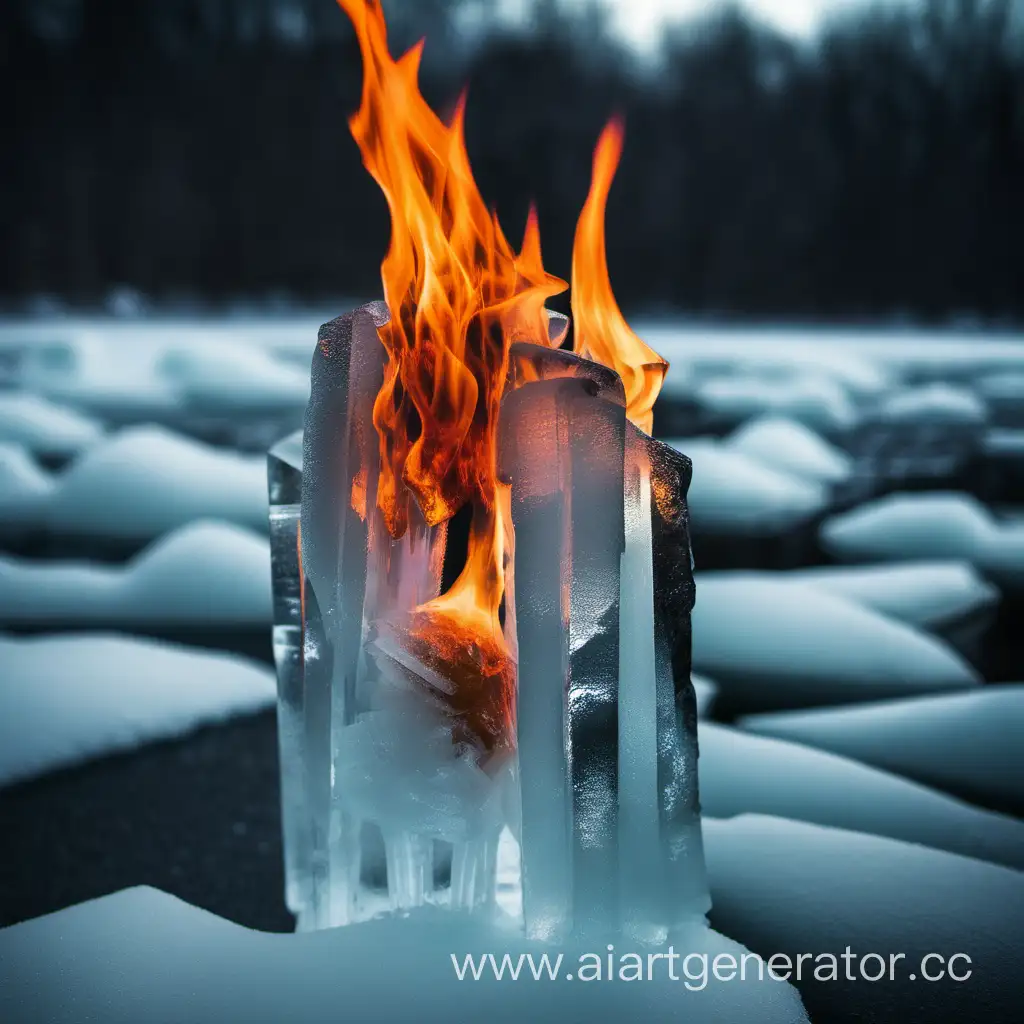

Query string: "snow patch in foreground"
[0, 634, 275, 788]
[738, 686, 1024, 813]
[0, 887, 809, 1024]
[0, 521, 272, 627]
[703, 815, 1024, 1024]
[820, 492, 1024, 589]
[44, 425, 269, 542]
[0, 392, 103, 458]
[668, 439, 828, 533]
[723, 417, 853, 484]
[691, 575, 979, 712]
[698, 723, 1024, 870]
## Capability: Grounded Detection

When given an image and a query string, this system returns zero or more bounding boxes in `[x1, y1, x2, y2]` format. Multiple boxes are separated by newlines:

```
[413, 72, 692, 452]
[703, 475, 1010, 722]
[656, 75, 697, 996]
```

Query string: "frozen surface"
[707, 563, 999, 635]
[0, 633, 275, 788]
[698, 723, 1024, 869]
[0, 443, 54, 535]
[703, 814, 1024, 1024]
[502, 370, 625, 940]
[44, 425, 268, 542]
[0, 392, 103, 458]
[0, 886, 810, 1024]
[877, 382, 988, 424]
[820, 492, 1024, 588]
[738, 686, 1024, 812]
[691, 575, 980, 712]
[667, 439, 827, 533]
[0, 521, 272, 626]
[694, 373, 857, 432]
[724, 417, 853, 483]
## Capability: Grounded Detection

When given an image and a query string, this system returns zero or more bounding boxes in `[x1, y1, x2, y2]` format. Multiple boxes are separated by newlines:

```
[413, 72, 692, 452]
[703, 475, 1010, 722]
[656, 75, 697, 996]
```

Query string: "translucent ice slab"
[501, 352, 627, 941]
[267, 429, 307, 914]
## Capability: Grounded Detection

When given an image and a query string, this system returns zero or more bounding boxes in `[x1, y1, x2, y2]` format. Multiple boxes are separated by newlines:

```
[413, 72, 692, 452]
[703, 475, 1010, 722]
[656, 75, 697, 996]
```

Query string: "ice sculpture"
[268, 305, 708, 938]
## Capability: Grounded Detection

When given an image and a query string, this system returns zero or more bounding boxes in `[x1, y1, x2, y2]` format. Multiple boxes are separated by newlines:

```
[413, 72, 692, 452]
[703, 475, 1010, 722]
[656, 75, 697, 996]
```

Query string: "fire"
[338, 0, 564, 746]
[572, 118, 667, 435]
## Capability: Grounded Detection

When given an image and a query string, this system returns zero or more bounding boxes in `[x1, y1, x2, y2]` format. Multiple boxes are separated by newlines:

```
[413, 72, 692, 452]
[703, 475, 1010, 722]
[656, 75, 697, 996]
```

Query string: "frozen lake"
[1, 314, 1023, 373]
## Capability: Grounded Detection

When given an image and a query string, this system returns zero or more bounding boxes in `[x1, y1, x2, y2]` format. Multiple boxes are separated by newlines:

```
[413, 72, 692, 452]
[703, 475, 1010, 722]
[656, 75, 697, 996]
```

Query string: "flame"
[571, 117, 667, 434]
[338, 0, 565, 743]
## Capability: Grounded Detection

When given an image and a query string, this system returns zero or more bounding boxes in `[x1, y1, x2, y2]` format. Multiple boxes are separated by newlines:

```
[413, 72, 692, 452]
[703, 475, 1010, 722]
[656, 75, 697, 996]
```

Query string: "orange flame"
[338, 0, 565, 738]
[571, 117, 667, 434]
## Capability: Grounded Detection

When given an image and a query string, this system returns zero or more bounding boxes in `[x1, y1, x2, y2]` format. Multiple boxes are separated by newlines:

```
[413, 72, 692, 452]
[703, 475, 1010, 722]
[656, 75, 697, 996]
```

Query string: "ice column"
[502, 342, 708, 942]
[299, 302, 389, 930]
[267, 429, 308, 915]
[501, 348, 627, 941]
[292, 301, 511, 930]
[619, 426, 710, 940]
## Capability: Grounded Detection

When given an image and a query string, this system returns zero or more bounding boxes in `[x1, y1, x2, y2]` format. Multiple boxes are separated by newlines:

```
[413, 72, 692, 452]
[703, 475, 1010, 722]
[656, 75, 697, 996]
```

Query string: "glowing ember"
[572, 117, 668, 435]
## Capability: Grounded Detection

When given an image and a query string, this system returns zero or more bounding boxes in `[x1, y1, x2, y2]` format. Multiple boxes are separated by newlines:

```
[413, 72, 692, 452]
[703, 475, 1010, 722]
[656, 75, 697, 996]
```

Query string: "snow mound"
[724, 417, 853, 484]
[877, 382, 987, 425]
[777, 562, 1000, 634]
[21, 334, 181, 424]
[698, 723, 1024, 869]
[156, 345, 310, 413]
[655, 341, 891, 401]
[691, 575, 979, 712]
[0, 443, 54, 534]
[821, 492, 991, 559]
[703, 815, 1024, 1024]
[0, 521, 272, 626]
[820, 492, 1024, 589]
[975, 371, 1024, 426]
[45, 425, 269, 542]
[0, 633, 275, 787]
[669, 439, 828, 533]
[696, 373, 857, 432]
[738, 686, 1024, 813]
[0, 887, 810, 1024]
[693, 674, 718, 718]
[0, 392, 103, 458]
[983, 428, 1024, 456]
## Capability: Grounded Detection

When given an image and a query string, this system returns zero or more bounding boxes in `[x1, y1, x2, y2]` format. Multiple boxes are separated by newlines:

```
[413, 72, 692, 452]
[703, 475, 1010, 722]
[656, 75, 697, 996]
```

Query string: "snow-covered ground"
[1, 315, 1022, 1024]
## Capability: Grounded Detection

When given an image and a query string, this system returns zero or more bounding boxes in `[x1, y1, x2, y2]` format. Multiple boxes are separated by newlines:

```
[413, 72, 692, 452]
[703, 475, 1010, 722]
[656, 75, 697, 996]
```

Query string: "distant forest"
[3, 0, 1023, 323]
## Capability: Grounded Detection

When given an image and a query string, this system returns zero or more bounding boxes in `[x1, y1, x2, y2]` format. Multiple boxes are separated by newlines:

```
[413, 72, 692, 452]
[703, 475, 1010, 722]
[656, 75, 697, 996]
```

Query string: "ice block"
[501, 351, 627, 941]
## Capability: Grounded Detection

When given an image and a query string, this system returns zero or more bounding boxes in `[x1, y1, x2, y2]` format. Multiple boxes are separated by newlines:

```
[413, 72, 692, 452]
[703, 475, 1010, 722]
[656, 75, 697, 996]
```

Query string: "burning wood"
[267, 0, 708, 941]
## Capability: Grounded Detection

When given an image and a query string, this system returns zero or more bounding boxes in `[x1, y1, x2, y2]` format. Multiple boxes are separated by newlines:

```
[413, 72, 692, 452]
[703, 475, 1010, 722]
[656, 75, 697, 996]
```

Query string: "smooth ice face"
[501, 351, 627, 942]
[500, 345, 708, 943]
[627, 428, 710, 930]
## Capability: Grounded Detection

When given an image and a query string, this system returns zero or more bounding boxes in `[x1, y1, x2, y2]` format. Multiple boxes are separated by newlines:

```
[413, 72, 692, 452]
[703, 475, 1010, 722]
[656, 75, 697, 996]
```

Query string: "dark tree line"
[3, 0, 1023, 323]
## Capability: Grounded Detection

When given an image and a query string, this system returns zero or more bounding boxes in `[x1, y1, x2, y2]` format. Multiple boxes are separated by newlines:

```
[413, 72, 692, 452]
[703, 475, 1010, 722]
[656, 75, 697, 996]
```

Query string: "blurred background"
[3, 0, 1022, 322]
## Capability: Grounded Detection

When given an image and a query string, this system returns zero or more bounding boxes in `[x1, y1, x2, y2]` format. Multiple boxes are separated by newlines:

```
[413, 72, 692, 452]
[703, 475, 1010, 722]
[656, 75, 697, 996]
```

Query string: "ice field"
[1, 315, 1023, 1024]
